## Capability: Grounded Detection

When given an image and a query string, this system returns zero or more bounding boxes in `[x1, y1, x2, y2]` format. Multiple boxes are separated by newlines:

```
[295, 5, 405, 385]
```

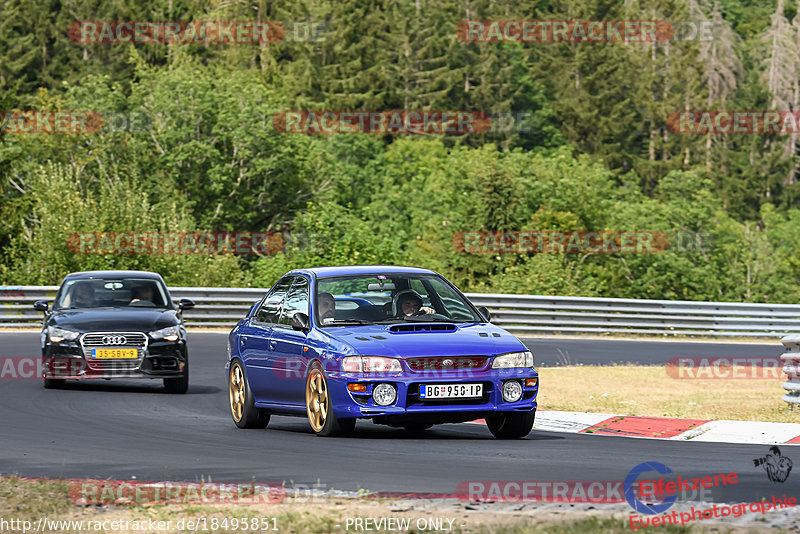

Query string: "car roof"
[290, 265, 437, 278]
[63, 270, 165, 281]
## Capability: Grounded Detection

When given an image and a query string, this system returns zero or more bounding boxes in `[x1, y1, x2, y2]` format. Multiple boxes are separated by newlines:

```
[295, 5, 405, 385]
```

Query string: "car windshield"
[315, 273, 482, 326]
[55, 278, 170, 309]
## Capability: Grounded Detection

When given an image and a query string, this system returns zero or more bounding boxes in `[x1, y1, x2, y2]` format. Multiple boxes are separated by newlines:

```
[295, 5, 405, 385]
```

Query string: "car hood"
[323, 322, 527, 358]
[47, 308, 179, 332]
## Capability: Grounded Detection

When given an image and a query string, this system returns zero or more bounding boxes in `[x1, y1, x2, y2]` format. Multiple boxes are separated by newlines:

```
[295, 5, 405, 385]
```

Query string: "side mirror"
[291, 312, 310, 332]
[478, 306, 491, 322]
[178, 298, 195, 310]
[33, 300, 49, 312]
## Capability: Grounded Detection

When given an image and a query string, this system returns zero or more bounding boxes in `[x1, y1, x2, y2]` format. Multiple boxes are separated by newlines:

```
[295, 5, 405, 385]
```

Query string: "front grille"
[82, 332, 147, 347]
[406, 356, 489, 372]
[80, 332, 147, 371]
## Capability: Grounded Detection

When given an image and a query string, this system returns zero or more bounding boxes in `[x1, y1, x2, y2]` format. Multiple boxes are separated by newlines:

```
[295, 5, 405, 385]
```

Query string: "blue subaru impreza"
[226, 266, 538, 438]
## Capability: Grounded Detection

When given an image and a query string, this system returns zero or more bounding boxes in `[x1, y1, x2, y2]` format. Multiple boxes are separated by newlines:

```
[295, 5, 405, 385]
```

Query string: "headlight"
[48, 326, 80, 343]
[492, 351, 534, 369]
[373, 383, 397, 406]
[342, 356, 402, 373]
[149, 326, 180, 341]
[502, 380, 523, 402]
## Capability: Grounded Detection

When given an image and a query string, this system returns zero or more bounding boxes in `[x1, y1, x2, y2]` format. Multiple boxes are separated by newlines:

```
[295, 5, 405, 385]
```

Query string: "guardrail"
[780, 335, 800, 408]
[3, 286, 800, 337]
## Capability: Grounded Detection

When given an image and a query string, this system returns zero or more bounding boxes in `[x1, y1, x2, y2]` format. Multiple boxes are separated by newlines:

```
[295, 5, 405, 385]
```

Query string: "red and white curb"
[534, 411, 800, 444]
[476, 411, 800, 445]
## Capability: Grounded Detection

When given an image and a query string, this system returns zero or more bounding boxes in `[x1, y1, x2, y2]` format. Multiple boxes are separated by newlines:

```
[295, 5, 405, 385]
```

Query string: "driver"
[318, 292, 336, 322]
[71, 283, 96, 308]
[394, 290, 435, 317]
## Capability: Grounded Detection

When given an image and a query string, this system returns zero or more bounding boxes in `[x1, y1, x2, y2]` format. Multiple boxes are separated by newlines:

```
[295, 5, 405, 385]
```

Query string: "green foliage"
[3, 0, 800, 305]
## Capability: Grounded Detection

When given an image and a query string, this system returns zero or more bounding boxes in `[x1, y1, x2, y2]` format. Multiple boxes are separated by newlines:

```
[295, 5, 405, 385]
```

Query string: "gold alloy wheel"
[229, 363, 245, 422]
[306, 368, 328, 432]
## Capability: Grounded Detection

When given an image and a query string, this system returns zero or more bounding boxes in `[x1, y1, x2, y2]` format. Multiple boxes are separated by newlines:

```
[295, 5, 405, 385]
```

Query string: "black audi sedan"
[33, 270, 194, 393]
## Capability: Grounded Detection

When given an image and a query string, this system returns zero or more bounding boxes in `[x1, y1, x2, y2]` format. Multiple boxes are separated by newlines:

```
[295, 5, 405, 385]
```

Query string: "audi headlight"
[342, 356, 402, 373]
[48, 326, 80, 343]
[492, 351, 534, 369]
[149, 325, 180, 341]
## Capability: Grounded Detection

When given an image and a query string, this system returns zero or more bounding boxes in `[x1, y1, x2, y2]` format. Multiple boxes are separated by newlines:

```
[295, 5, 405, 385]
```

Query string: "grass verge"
[2, 477, 791, 533]
[538, 365, 798, 423]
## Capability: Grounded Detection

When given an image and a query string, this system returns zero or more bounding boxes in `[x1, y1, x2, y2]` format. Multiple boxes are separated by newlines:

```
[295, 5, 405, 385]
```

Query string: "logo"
[754, 447, 793, 483]
[102, 335, 127, 345]
[624, 462, 677, 515]
[442, 359, 455, 368]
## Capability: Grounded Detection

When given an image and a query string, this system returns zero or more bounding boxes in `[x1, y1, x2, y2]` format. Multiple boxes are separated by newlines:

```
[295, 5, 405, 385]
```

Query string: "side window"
[409, 279, 430, 304]
[428, 278, 474, 320]
[279, 277, 309, 326]
[255, 277, 293, 324]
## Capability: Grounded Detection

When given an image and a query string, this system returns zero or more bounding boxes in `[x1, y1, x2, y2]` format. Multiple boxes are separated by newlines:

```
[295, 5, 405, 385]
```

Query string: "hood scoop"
[388, 323, 457, 333]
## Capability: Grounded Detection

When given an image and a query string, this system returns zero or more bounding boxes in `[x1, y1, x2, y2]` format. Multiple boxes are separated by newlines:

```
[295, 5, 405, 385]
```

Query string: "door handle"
[269, 340, 276, 351]
[240, 336, 246, 345]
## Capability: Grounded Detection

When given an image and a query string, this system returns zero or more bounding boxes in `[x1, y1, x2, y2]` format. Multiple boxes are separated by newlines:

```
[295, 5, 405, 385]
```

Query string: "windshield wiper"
[402, 314, 454, 322]
[374, 315, 454, 323]
[321, 319, 374, 326]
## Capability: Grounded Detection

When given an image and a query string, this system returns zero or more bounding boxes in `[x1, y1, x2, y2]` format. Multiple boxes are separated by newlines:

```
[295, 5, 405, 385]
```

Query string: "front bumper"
[42, 338, 186, 379]
[325, 368, 538, 424]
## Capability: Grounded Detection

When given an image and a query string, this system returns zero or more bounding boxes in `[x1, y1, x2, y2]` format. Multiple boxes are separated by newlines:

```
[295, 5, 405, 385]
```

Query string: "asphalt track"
[0, 332, 796, 504]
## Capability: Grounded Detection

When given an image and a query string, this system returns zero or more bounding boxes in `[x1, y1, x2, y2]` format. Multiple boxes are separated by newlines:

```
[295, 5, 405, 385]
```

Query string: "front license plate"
[420, 383, 482, 399]
[91, 348, 138, 359]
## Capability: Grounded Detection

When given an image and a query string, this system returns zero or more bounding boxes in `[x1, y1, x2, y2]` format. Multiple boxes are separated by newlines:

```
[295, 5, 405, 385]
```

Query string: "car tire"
[164, 357, 189, 394]
[486, 410, 535, 439]
[306, 362, 355, 437]
[229, 359, 270, 429]
[43, 378, 66, 389]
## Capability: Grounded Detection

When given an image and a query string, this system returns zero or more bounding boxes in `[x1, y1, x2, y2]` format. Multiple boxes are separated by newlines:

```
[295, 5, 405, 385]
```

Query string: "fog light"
[373, 383, 397, 406]
[502, 380, 523, 402]
[525, 378, 538, 388]
[348, 383, 367, 393]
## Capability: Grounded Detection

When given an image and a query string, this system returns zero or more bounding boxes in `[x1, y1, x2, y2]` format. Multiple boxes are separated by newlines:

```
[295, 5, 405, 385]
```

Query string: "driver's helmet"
[392, 289, 424, 316]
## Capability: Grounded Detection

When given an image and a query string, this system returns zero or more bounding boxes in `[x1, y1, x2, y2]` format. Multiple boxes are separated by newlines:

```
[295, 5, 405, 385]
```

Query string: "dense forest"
[3, 0, 800, 302]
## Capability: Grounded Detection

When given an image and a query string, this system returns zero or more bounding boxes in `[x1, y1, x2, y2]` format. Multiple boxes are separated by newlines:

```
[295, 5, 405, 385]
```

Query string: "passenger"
[394, 290, 435, 317]
[130, 285, 155, 304]
[318, 292, 336, 322]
